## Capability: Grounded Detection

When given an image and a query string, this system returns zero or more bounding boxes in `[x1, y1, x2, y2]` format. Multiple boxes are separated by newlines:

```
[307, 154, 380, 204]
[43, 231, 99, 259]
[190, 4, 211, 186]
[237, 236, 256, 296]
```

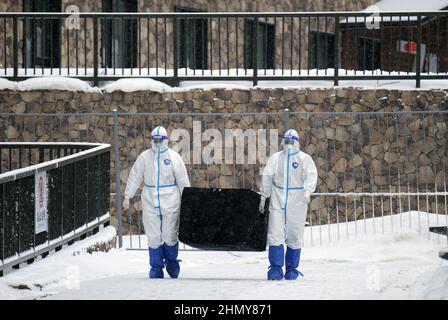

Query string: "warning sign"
[35, 171, 48, 234]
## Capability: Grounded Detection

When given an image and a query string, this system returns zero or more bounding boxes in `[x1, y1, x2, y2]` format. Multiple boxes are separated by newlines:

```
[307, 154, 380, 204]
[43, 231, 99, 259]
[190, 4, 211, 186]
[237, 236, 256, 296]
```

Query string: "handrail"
[0, 142, 111, 274]
[1, 11, 448, 87]
[0, 143, 110, 184]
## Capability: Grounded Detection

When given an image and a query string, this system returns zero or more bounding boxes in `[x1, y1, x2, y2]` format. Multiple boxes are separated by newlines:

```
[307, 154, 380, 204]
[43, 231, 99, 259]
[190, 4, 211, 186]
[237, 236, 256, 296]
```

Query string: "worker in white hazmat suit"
[123, 126, 190, 279]
[259, 129, 318, 280]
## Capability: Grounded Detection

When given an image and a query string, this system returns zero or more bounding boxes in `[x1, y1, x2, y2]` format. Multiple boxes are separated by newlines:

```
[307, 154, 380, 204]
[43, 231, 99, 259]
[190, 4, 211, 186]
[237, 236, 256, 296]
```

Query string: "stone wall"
[0, 87, 447, 231]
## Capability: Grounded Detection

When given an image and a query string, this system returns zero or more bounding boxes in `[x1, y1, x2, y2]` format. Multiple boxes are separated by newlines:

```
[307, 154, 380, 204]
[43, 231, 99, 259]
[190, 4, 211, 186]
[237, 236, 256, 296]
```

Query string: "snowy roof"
[342, 0, 448, 24]
[365, 0, 448, 12]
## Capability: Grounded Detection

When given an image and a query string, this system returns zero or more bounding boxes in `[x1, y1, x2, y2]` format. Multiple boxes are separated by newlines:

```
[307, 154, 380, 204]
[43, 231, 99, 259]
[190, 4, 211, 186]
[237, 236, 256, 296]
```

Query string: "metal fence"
[116, 110, 448, 249]
[0, 110, 446, 251]
[0, 142, 110, 275]
[1, 11, 448, 87]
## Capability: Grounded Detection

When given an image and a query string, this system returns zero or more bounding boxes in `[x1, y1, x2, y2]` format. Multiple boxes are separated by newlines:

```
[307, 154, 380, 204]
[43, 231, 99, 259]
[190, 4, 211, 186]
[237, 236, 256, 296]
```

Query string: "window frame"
[358, 36, 381, 71]
[308, 30, 336, 70]
[101, 0, 138, 69]
[174, 6, 209, 70]
[23, 0, 61, 68]
[244, 19, 275, 70]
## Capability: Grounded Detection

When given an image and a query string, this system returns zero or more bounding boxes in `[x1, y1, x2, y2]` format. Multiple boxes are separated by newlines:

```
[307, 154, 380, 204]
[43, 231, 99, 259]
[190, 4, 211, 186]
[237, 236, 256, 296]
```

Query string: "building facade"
[0, 0, 379, 78]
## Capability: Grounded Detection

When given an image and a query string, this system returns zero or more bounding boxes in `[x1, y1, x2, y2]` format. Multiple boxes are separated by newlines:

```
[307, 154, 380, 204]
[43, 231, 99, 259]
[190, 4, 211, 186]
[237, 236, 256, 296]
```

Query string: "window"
[175, 7, 208, 70]
[358, 37, 381, 70]
[24, 0, 61, 68]
[102, 0, 138, 68]
[244, 20, 275, 69]
[308, 31, 335, 69]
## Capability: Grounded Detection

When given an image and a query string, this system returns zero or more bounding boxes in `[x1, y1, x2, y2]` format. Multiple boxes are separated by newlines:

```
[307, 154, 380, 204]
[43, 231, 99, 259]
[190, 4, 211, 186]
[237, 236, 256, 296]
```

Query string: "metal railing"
[0, 142, 111, 275]
[1, 110, 446, 250]
[1, 11, 448, 87]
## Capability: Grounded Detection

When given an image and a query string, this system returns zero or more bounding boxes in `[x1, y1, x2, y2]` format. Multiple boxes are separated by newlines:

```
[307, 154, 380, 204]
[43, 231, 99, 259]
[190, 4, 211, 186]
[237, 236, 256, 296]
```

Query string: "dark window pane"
[23, 0, 61, 68]
[358, 37, 381, 70]
[244, 20, 275, 69]
[308, 31, 335, 69]
[101, 0, 138, 68]
[175, 7, 208, 70]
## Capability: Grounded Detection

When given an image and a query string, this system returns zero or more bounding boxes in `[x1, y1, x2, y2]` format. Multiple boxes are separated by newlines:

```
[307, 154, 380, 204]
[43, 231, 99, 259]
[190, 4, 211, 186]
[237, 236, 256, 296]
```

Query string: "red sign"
[404, 41, 417, 53]
[397, 40, 420, 55]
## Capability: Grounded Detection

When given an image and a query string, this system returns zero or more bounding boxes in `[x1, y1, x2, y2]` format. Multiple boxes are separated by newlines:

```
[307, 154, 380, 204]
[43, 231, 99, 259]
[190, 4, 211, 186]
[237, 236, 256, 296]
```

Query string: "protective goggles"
[151, 135, 168, 144]
[283, 136, 299, 145]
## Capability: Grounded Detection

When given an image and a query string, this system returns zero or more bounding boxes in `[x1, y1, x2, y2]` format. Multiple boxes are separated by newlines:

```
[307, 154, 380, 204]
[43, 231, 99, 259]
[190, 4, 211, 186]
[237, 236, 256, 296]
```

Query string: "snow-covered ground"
[0, 212, 447, 300]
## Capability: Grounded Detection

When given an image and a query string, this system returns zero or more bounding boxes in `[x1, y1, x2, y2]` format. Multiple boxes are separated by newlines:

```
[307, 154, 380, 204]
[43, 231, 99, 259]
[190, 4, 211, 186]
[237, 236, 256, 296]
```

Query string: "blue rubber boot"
[267, 245, 284, 280]
[148, 247, 164, 279]
[284, 247, 304, 280]
[163, 242, 180, 278]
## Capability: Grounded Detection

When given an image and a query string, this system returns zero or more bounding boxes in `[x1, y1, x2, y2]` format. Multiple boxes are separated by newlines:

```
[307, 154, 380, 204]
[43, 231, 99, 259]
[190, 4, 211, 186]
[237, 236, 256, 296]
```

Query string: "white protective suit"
[260, 129, 318, 249]
[124, 126, 190, 249]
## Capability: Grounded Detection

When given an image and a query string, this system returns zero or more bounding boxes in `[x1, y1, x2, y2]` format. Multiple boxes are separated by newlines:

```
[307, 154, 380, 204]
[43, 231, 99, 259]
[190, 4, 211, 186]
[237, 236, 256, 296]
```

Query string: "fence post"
[252, 16, 258, 87]
[113, 110, 123, 248]
[284, 108, 290, 131]
[13, 17, 18, 81]
[93, 17, 99, 87]
[416, 14, 422, 88]
[1, 183, 4, 276]
[173, 16, 179, 87]
[334, 15, 340, 86]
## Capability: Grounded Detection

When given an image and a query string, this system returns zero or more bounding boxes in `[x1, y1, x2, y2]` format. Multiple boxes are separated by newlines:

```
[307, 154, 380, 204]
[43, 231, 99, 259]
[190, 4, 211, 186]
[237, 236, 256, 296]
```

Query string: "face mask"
[152, 137, 165, 150]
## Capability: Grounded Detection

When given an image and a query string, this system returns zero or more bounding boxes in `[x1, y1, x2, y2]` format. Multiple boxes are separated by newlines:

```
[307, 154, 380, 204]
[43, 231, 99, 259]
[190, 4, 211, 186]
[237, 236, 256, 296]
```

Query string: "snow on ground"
[0, 212, 447, 300]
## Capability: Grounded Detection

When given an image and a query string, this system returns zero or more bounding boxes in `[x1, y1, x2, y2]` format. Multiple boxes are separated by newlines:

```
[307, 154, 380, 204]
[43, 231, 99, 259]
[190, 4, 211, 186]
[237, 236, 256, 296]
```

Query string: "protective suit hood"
[151, 126, 169, 152]
[282, 129, 300, 154]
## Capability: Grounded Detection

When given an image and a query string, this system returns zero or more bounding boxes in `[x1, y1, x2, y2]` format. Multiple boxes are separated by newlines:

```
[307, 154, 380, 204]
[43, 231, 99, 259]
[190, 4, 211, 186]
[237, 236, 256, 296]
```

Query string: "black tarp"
[179, 187, 269, 251]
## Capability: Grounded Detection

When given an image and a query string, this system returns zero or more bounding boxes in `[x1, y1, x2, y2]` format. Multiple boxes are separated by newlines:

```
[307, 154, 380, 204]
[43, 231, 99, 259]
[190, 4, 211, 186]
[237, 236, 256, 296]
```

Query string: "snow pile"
[0, 78, 18, 90]
[0, 226, 119, 300]
[301, 210, 448, 248]
[178, 81, 250, 91]
[101, 78, 172, 93]
[17, 77, 100, 92]
[71, 225, 117, 254]
[419, 262, 448, 299]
